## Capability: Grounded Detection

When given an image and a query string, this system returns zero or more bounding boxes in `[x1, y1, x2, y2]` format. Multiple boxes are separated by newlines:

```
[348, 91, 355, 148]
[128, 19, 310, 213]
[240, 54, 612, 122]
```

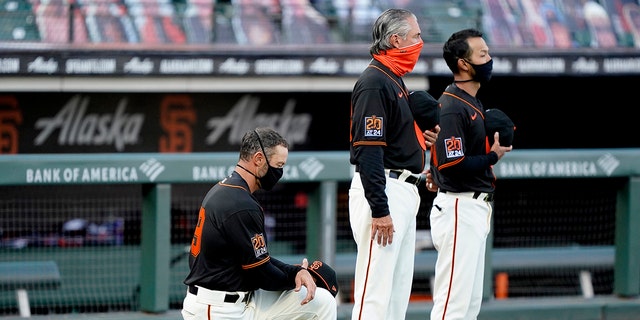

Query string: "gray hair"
[370, 9, 416, 55]
[239, 127, 289, 162]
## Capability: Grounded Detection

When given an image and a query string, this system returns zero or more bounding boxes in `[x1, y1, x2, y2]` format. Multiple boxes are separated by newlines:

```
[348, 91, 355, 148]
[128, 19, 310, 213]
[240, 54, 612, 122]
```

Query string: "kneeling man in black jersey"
[182, 127, 337, 320]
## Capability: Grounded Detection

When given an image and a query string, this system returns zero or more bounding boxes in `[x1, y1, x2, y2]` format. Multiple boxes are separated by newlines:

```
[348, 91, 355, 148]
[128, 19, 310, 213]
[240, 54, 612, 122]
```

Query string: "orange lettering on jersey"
[364, 115, 383, 137]
[444, 136, 464, 158]
[446, 137, 461, 151]
[190, 207, 205, 257]
[252, 233, 268, 257]
[252, 234, 265, 249]
[365, 116, 381, 130]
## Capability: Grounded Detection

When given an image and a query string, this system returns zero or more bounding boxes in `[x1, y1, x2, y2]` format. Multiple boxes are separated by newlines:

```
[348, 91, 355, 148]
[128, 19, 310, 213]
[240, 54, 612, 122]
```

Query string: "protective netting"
[0, 177, 621, 315]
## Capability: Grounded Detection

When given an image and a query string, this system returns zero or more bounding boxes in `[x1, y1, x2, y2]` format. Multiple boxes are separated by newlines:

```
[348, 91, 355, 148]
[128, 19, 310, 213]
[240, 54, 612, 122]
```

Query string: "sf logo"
[309, 260, 323, 271]
[159, 95, 196, 153]
[0, 96, 23, 154]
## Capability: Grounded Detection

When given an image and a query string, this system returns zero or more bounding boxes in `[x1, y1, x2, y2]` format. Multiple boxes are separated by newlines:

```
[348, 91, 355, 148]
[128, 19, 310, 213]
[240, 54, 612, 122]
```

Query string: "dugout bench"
[0, 261, 61, 318]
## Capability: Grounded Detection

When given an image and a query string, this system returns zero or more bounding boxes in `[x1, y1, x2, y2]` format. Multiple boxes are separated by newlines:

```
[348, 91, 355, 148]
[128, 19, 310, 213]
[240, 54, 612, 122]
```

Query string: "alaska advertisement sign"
[0, 92, 351, 154]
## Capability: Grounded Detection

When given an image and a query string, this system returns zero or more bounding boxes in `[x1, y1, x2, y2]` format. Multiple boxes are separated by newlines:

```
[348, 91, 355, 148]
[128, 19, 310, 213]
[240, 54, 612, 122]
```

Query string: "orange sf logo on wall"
[0, 96, 23, 154]
[159, 95, 196, 153]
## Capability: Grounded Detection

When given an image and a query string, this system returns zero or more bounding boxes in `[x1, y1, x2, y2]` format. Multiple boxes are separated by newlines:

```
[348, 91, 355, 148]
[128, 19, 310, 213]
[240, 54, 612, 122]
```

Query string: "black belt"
[355, 165, 424, 187]
[440, 190, 494, 202]
[188, 285, 249, 303]
[388, 169, 424, 186]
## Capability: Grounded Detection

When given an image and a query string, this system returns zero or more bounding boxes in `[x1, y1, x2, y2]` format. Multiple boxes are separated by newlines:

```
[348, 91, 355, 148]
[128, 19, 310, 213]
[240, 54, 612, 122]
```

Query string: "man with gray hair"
[349, 8, 439, 320]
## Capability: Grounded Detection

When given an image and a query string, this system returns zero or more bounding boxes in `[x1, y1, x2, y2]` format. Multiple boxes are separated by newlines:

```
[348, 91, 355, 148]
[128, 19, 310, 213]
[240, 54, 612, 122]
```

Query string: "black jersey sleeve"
[228, 210, 303, 291]
[354, 145, 390, 218]
[245, 257, 303, 291]
[438, 151, 498, 175]
[227, 210, 268, 261]
[350, 72, 394, 218]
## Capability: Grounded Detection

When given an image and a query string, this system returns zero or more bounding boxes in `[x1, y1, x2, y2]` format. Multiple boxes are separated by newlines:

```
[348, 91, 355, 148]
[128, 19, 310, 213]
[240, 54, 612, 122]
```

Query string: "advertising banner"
[0, 92, 352, 154]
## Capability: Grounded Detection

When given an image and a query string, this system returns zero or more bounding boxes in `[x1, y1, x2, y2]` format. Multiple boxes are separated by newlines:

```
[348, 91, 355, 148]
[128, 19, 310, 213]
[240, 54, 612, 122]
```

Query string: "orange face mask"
[373, 40, 424, 77]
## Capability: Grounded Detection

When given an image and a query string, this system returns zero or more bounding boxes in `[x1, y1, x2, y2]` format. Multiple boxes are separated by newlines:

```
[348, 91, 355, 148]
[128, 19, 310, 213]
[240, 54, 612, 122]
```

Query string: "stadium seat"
[125, 0, 186, 44]
[0, 0, 40, 41]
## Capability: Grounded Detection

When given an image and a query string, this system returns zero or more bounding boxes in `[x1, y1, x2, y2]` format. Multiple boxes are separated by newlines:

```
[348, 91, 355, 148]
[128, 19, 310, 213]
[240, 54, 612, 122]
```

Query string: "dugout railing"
[0, 149, 639, 315]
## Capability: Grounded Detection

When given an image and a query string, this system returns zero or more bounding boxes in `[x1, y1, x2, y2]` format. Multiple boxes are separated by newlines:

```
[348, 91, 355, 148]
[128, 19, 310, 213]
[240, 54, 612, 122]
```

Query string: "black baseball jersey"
[350, 59, 426, 217]
[183, 171, 301, 292]
[430, 84, 498, 193]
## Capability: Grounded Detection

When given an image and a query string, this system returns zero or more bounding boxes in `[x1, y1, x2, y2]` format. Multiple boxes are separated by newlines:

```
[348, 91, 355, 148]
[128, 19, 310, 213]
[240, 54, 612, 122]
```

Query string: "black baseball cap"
[307, 260, 339, 297]
[408, 90, 440, 131]
[485, 108, 515, 146]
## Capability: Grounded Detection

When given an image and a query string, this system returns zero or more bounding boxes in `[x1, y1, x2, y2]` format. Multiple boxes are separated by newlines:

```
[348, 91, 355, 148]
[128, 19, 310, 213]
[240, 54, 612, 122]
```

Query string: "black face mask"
[467, 59, 493, 84]
[255, 131, 283, 191]
[258, 163, 283, 191]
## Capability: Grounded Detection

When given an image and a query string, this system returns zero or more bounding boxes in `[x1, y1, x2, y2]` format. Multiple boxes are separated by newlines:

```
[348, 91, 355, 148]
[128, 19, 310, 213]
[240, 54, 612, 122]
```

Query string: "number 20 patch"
[252, 233, 268, 257]
[445, 136, 464, 158]
[364, 116, 383, 137]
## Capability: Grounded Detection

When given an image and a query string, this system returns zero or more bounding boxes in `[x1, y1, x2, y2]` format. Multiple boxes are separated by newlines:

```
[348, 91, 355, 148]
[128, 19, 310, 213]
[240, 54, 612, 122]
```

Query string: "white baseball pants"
[349, 172, 421, 320]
